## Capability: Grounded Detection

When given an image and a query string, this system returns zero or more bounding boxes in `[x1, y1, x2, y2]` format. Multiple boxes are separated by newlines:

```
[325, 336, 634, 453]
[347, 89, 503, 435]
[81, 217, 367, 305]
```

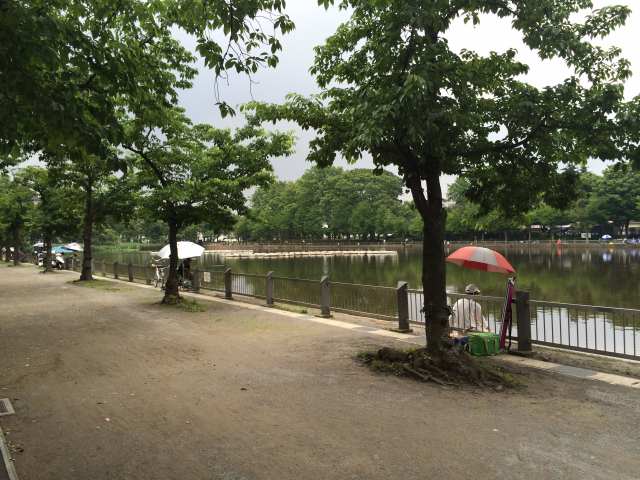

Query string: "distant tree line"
[4, 162, 639, 260]
[447, 165, 640, 240]
[234, 167, 421, 241]
[231, 164, 640, 242]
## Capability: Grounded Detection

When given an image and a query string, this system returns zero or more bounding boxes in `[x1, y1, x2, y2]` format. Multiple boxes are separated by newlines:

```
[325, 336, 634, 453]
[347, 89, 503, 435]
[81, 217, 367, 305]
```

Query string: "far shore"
[201, 239, 634, 253]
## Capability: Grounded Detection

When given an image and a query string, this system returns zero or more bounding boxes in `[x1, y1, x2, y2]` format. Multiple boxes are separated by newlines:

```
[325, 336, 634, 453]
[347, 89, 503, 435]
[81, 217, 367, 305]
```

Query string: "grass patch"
[69, 279, 120, 292]
[356, 346, 523, 390]
[274, 303, 309, 314]
[178, 299, 206, 312]
[161, 297, 206, 313]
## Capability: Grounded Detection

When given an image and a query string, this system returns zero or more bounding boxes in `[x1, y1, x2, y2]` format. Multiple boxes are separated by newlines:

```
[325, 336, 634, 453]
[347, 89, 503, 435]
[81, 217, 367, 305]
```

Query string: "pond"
[100, 244, 640, 309]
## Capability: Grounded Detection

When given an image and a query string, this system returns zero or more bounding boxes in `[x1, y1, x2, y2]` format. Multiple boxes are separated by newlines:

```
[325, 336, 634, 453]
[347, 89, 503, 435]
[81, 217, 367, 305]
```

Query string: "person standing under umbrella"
[451, 284, 489, 332]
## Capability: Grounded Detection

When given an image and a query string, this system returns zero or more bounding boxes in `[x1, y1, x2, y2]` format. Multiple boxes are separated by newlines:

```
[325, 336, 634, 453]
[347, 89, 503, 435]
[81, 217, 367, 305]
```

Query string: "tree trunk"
[12, 225, 21, 266]
[410, 169, 448, 355]
[163, 216, 180, 303]
[44, 233, 52, 273]
[80, 181, 94, 281]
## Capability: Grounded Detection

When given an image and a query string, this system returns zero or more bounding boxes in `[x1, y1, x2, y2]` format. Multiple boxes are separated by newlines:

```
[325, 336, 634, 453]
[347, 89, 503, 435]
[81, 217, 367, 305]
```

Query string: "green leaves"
[0, 173, 34, 235]
[17, 166, 83, 242]
[1, 0, 297, 158]
[237, 167, 415, 241]
[251, 1, 635, 215]
[124, 105, 293, 234]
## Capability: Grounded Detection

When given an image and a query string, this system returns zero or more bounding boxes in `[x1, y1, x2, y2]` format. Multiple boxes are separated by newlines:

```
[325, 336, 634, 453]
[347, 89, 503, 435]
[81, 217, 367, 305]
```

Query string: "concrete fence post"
[127, 262, 133, 282]
[265, 271, 274, 307]
[320, 275, 331, 318]
[192, 268, 200, 292]
[114, 262, 119, 279]
[224, 268, 233, 299]
[515, 290, 532, 353]
[396, 281, 411, 332]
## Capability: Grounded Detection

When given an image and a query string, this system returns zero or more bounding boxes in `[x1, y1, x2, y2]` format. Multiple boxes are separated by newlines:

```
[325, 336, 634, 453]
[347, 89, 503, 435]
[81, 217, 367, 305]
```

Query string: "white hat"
[465, 284, 481, 294]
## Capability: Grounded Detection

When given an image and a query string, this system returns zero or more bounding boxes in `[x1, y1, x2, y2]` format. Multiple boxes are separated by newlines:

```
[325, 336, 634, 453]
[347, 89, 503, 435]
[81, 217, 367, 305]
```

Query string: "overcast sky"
[177, 1, 640, 195]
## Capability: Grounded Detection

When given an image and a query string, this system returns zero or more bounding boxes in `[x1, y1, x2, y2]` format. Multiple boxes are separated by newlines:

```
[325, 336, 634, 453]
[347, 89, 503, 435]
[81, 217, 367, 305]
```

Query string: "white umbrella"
[64, 242, 84, 252]
[156, 241, 204, 260]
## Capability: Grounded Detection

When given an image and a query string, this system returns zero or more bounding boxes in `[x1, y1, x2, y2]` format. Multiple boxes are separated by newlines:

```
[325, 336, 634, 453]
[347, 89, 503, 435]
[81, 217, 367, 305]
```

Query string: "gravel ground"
[1, 264, 639, 480]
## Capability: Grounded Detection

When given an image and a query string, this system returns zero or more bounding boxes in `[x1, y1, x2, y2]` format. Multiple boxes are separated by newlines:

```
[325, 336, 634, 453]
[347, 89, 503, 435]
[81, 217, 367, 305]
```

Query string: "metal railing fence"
[272, 275, 321, 308]
[197, 269, 225, 292]
[408, 290, 507, 333]
[331, 281, 397, 320]
[408, 289, 640, 360]
[78, 259, 640, 360]
[230, 272, 266, 299]
[529, 300, 640, 359]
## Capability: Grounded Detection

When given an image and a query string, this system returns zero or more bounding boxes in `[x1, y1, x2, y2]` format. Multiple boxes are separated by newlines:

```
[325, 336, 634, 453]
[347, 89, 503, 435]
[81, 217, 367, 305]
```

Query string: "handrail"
[270, 275, 318, 283]
[408, 289, 504, 302]
[94, 260, 640, 316]
[529, 300, 640, 314]
[331, 281, 396, 290]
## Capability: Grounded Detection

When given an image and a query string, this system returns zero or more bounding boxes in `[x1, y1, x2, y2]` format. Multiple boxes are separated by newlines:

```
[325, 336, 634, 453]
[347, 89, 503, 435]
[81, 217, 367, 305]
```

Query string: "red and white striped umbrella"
[446, 246, 516, 275]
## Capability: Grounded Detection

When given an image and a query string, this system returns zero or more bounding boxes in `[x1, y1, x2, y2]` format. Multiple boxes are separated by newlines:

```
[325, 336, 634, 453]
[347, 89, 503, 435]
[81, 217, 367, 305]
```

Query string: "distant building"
[628, 221, 640, 235]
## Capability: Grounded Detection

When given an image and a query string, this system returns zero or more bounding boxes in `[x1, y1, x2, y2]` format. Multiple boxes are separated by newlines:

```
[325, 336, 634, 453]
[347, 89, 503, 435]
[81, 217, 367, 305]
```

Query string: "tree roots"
[357, 346, 521, 390]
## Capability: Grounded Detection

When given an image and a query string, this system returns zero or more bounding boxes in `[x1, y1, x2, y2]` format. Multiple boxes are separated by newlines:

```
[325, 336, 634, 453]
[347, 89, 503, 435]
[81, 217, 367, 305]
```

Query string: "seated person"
[451, 284, 489, 332]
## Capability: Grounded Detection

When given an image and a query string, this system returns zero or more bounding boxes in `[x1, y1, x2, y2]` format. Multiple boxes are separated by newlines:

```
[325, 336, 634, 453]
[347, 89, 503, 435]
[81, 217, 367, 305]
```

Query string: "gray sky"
[177, 1, 640, 195]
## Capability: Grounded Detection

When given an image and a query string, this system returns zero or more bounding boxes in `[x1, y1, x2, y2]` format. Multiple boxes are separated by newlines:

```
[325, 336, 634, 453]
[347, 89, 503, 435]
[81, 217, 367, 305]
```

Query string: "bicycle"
[154, 264, 168, 289]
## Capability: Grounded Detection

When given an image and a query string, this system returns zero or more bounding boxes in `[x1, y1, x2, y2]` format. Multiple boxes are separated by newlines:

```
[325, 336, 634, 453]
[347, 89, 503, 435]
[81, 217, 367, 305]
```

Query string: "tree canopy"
[447, 166, 640, 239]
[0, 172, 35, 264]
[1, 0, 294, 157]
[124, 106, 293, 301]
[249, 0, 637, 352]
[19, 166, 83, 271]
[2, 0, 298, 282]
[236, 167, 418, 241]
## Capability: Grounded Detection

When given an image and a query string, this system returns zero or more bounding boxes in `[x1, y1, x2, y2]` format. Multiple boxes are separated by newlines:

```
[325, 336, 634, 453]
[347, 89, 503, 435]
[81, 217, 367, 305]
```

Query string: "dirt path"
[1, 265, 639, 480]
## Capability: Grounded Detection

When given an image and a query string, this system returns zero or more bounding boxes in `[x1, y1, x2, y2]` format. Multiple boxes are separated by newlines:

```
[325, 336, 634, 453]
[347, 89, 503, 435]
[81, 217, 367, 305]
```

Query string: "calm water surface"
[103, 245, 640, 309]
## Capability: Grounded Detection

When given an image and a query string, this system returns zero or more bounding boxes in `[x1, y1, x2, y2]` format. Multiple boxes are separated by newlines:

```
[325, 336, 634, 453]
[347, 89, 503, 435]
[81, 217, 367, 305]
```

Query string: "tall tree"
[1, 0, 294, 154]
[125, 107, 293, 303]
[3, 0, 295, 279]
[252, 1, 634, 353]
[20, 167, 82, 272]
[583, 165, 640, 236]
[0, 173, 34, 265]
[44, 150, 134, 280]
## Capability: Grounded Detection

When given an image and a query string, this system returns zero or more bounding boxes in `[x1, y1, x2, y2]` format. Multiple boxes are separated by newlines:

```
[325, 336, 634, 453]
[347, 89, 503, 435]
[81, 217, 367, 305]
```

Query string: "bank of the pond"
[95, 243, 640, 309]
